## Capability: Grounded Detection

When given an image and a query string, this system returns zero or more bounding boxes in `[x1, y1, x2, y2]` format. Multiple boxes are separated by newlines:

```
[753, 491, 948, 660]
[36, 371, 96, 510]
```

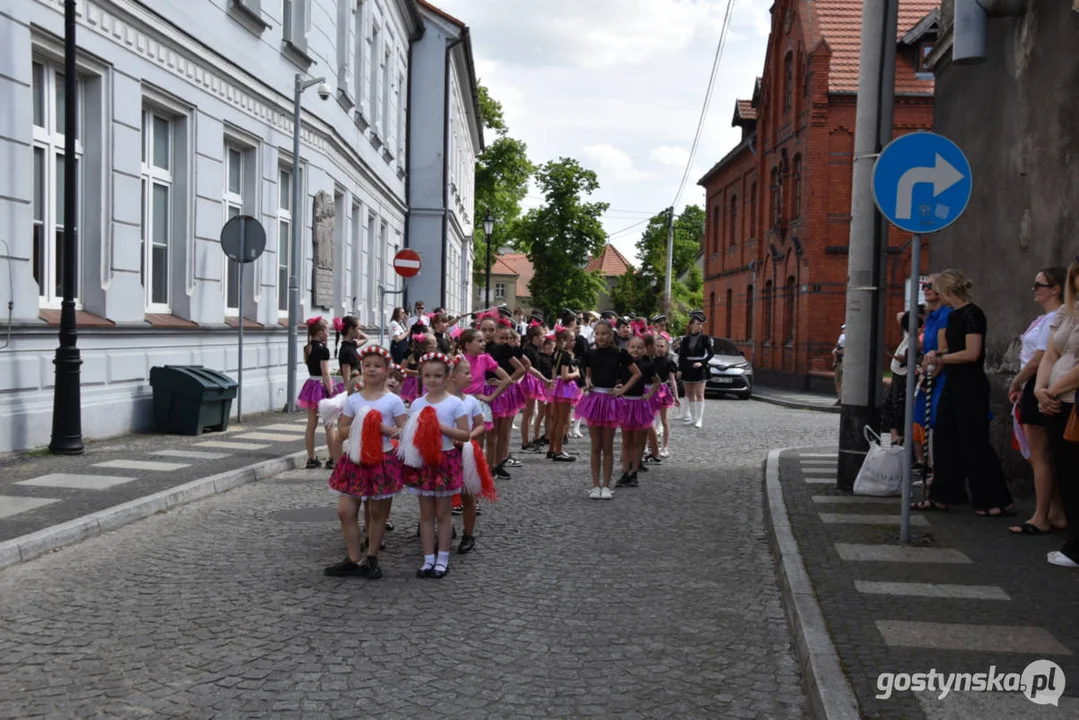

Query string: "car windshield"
[711, 338, 740, 355]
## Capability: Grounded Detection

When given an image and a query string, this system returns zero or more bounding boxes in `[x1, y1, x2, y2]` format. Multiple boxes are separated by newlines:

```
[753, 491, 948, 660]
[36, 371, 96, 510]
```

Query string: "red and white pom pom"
[461, 440, 498, 502]
[345, 406, 371, 464]
[318, 391, 349, 426]
[396, 405, 442, 468]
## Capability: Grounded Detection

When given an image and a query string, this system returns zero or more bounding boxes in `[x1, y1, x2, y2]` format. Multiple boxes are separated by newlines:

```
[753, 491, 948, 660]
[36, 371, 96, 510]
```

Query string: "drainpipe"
[955, 0, 1029, 65]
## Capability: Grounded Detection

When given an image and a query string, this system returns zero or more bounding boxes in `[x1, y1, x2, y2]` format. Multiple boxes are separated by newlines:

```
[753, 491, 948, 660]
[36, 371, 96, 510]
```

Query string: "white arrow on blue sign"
[871, 131, 972, 234]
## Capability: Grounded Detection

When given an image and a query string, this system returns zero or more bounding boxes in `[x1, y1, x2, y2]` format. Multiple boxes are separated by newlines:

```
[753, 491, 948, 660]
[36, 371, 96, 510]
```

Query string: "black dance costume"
[678, 332, 714, 383]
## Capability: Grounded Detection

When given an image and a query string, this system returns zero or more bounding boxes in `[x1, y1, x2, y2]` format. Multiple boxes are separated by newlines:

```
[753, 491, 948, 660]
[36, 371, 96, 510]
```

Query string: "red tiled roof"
[585, 244, 632, 277]
[498, 253, 534, 291]
[415, 0, 465, 28]
[809, 0, 937, 94]
[735, 99, 757, 121]
[489, 256, 517, 276]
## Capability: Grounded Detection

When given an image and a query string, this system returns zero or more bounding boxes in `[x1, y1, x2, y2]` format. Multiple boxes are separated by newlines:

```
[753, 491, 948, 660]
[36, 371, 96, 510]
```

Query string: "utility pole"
[662, 206, 674, 313]
[837, 0, 898, 490]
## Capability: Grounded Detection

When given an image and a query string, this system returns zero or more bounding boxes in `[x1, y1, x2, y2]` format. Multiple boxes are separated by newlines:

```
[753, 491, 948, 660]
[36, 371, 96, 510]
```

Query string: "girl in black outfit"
[617, 334, 658, 488]
[520, 325, 553, 453]
[336, 315, 365, 393]
[652, 334, 680, 458]
[576, 321, 639, 497]
[914, 270, 1014, 516]
[678, 311, 714, 428]
[297, 317, 339, 469]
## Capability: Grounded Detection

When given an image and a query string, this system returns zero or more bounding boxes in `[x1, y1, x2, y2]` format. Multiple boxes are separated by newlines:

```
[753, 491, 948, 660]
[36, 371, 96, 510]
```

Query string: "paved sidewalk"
[754, 388, 840, 413]
[769, 447, 1079, 719]
[0, 411, 324, 548]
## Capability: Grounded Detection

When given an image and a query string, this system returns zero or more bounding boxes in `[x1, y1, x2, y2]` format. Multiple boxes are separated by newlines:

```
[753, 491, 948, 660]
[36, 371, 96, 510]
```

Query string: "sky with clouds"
[435, 0, 773, 264]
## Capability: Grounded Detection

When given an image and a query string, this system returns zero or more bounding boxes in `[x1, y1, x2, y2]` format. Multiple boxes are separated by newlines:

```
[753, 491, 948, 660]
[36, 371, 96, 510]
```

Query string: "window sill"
[144, 313, 199, 328]
[396, 164, 406, 180]
[382, 146, 394, 163]
[370, 131, 384, 150]
[39, 309, 114, 328]
[336, 89, 354, 113]
[282, 40, 314, 70]
[225, 316, 264, 329]
[228, 2, 270, 34]
[354, 108, 370, 132]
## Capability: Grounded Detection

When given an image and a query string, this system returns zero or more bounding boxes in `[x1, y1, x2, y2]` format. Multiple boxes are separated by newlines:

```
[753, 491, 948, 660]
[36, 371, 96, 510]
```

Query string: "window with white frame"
[224, 145, 244, 311]
[379, 220, 388, 292]
[283, 0, 311, 52]
[365, 211, 376, 325]
[140, 109, 173, 311]
[351, 203, 362, 316]
[368, 22, 380, 128]
[382, 40, 393, 147]
[495, 283, 506, 300]
[353, 0, 367, 113]
[396, 67, 406, 160]
[277, 165, 292, 313]
[31, 59, 83, 306]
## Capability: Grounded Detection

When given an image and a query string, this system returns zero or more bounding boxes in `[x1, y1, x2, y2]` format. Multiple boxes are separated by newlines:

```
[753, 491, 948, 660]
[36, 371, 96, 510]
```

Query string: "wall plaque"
[312, 190, 335, 309]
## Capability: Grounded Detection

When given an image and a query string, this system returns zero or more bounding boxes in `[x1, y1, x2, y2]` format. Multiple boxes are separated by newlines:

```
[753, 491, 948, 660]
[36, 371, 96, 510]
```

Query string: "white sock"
[436, 551, 450, 568]
[422, 553, 435, 570]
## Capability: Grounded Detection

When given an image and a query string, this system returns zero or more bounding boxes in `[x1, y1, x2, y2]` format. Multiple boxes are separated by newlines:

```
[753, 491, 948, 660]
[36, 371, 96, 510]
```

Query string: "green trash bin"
[149, 365, 238, 435]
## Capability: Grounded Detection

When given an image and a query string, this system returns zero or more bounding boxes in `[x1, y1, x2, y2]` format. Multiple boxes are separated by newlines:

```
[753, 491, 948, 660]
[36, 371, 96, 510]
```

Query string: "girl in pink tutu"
[298, 317, 340, 469]
[487, 319, 529, 478]
[616, 334, 658, 489]
[456, 328, 510, 471]
[324, 346, 408, 579]
[547, 328, 581, 463]
[520, 324, 553, 453]
[651, 333, 680, 459]
[399, 352, 472, 579]
[576, 321, 639, 497]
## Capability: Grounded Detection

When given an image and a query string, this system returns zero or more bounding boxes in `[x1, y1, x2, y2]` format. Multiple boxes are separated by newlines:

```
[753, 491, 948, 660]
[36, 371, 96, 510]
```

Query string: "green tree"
[518, 158, 609, 317]
[473, 85, 533, 279]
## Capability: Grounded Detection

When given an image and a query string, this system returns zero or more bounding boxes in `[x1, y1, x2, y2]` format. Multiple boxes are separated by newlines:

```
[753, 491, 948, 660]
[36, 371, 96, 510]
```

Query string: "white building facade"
[0, 0, 426, 453]
[406, 0, 482, 320]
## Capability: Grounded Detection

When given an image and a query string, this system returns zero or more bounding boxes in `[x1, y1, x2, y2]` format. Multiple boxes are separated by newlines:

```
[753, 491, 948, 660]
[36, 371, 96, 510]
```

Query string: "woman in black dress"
[678, 311, 714, 428]
[914, 269, 1014, 516]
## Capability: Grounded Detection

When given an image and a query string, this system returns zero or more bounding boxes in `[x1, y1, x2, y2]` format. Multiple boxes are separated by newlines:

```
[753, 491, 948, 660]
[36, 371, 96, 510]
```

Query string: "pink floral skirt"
[329, 454, 404, 500]
[405, 448, 463, 497]
[575, 391, 621, 427]
[620, 397, 655, 431]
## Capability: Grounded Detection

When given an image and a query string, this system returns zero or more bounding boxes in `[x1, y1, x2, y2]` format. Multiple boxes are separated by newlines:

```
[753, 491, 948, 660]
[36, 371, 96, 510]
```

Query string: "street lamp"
[286, 73, 331, 413]
[483, 211, 494, 308]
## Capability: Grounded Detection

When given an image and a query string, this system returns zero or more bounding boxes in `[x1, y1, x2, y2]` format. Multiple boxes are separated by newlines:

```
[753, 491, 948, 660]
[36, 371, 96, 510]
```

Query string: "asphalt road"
[0, 399, 839, 719]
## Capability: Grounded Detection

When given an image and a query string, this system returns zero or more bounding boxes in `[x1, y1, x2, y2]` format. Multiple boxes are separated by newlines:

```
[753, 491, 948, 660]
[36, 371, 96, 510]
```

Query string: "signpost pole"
[900, 234, 921, 543]
[237, 218, 245, 424]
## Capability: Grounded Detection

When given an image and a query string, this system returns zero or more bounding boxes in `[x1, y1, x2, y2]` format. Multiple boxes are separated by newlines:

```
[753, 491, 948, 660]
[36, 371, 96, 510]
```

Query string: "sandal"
[975, 506, 1017, 518]
[911, 500, 949, 512]
[430, 562, 448, 579]
[1008, 522, 1051, 535]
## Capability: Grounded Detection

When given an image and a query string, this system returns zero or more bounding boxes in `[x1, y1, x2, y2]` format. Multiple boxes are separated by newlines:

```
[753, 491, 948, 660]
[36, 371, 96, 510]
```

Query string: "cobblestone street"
[0, 400, 837, 719]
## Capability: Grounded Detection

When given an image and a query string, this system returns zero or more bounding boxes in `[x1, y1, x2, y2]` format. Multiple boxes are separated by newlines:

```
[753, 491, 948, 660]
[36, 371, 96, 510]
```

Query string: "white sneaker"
[589, 486, 602, 500]
[1048, 550, 1079, 568]
[659, 447, 669, 459]
[600, 487, 613, 500]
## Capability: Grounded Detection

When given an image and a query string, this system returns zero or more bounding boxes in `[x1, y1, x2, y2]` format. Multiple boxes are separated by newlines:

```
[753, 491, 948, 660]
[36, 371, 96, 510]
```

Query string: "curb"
[0, 445, 324, 572]
[763, 448, 861, 720]
[754, 393, 841, 414]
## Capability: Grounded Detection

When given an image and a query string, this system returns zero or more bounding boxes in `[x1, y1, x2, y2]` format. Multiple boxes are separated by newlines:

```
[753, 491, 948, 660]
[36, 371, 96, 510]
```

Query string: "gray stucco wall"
[930, 0, 1079, 492]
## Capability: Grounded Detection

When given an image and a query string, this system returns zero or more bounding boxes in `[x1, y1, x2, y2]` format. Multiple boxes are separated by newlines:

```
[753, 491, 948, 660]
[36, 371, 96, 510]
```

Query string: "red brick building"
[700, 0, 938, 390]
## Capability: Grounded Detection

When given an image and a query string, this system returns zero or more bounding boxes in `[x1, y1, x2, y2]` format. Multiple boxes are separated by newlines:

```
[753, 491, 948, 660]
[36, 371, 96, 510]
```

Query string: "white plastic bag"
[853, 426, 907, 496]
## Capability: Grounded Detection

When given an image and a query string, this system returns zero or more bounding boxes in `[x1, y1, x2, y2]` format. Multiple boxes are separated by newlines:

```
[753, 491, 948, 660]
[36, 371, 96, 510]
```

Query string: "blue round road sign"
[872, 132, 972, 234]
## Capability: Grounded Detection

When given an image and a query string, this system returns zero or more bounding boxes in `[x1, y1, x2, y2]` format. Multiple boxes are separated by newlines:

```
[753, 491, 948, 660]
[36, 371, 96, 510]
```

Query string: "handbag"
[853, 426, 907, 497]
[1065, 405, 1079, 443]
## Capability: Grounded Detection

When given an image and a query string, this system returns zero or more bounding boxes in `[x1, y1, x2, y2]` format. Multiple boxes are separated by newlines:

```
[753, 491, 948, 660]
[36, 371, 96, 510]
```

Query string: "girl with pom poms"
[298, 316, 340, 469]
[398, 352, 472, 578]
[323, 346, 408, 579]
[450, 356, 498, 555]
[455, 327, 511, 472]
[575, 320, 640, 498]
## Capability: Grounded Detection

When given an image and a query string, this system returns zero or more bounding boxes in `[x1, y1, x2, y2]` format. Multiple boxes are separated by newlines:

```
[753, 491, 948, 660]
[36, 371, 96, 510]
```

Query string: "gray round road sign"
[220, 215, 267, 263]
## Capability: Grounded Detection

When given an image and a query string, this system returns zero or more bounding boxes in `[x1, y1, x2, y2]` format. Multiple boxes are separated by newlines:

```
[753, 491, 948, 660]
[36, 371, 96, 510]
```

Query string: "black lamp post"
[49, 0, 83, 455]
[483, 211, 494, 308]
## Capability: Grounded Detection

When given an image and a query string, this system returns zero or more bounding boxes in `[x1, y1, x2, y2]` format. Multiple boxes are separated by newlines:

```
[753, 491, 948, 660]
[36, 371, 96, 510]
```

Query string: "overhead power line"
[670, 0, 737, 210]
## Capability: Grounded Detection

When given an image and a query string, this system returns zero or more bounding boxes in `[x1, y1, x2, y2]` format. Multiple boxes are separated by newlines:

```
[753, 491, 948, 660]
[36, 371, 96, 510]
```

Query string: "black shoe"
[385, 521, 394, 532]
[356, 558, 383, 580]
[324, 458, 335, 470]
[643, 455, 662, 465]
[552, 452, 576, 462]
[417, 565, 433, 578]
[504, 456, 522, 468]
[451, 506, 464, 515]
[430, 563, 448, 579]
[546, 451, 555, 459]
[495, 465, 512, 479]
[458, 534, 476, 554]
[324, 558, 363, 577]
[615, 473, 632, 487]
[538, 436, 549, 445]
[305, 458, 322, 469]
[637, 463, 649, 473]
[627, 472, 639, 487]
[476, 506, 483, 516]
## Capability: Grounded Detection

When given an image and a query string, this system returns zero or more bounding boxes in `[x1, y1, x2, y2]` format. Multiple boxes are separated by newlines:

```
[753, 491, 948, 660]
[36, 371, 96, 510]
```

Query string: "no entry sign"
[393, 248, 421, 278]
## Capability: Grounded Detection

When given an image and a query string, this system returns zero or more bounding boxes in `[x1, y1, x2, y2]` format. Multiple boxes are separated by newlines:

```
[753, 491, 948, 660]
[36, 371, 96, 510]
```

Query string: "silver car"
[705, 337, 754, 399]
